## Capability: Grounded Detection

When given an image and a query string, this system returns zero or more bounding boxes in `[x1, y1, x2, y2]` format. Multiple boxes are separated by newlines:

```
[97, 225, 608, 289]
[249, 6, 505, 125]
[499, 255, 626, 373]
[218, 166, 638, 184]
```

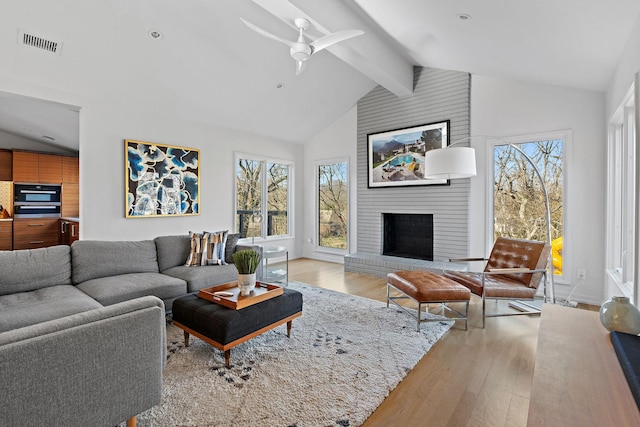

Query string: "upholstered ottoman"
[172, 289, 303, 367]
[387, 271, 471, 331]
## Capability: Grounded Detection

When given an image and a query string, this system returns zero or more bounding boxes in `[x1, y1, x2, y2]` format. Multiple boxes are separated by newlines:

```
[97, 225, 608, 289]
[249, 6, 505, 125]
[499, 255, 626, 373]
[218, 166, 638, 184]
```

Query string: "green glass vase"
[599, 296, 640, 335]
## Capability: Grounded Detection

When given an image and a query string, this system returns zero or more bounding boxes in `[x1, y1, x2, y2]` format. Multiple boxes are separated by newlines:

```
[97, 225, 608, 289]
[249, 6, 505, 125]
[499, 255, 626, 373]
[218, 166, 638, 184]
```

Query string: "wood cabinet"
[0, 221, 12, 250]
[12, 151, 63, 183]
[0, 149, 12, 181]
[62, 156, 79, 183]
[59, 219, 79, 246]
[13, 218, 59, 250]
[61, 183, 79, 218]
[38, 154, 63, 183]
[12, 151, 38, 183]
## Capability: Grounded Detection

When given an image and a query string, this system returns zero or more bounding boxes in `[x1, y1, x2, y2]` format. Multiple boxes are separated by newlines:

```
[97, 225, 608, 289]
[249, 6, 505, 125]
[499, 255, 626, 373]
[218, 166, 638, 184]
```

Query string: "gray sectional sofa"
[0, 233, 259, 426]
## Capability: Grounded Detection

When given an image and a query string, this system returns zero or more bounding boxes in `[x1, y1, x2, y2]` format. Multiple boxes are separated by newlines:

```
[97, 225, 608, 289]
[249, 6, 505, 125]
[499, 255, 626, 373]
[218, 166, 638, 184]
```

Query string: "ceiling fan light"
[290, 50, 310, 61]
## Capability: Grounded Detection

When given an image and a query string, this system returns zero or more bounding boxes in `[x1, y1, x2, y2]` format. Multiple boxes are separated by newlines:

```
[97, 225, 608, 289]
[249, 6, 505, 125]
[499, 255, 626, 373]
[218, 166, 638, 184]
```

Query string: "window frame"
[315, 157, 350, 255]
[486, 130, 571, 283]
[233, 152, 294, 242]
[606, 83, 636, 302]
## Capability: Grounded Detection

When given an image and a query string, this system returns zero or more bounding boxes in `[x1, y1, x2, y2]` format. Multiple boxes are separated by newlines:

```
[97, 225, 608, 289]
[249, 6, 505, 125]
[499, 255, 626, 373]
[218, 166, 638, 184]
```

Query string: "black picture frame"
[367, 120, 450, 188]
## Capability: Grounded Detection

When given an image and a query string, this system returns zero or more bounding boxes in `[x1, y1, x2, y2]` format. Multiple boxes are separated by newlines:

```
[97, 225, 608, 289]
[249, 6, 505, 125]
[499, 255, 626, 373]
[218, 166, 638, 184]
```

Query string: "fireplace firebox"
[382, 213, 433, 261]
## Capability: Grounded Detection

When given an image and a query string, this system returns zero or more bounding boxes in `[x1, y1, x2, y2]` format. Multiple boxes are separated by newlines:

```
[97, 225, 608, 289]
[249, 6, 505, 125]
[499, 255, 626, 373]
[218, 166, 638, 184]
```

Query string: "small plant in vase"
[232, 249, 262, 296]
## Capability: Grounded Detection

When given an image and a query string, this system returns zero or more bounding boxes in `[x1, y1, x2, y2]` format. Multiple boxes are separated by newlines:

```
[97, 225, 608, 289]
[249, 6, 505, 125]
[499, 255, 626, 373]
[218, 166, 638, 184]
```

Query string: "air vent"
[18, 30, 62, 54]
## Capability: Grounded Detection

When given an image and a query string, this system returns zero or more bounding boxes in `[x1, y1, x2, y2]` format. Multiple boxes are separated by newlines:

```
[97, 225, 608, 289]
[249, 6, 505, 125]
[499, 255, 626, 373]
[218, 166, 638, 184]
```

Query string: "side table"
[260, 245, 288, 284]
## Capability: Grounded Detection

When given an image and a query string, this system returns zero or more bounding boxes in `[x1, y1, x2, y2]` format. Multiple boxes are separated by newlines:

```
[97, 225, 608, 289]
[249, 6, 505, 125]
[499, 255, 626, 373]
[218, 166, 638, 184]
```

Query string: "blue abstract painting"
[125, 139, 200, 217]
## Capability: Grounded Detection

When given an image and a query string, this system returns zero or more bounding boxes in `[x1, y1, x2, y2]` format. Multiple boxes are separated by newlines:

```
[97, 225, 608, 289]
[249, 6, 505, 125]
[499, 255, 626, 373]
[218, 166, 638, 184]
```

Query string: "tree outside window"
[267, 163, 288, 237]
[318, 160, 348, 250]
[493, 139, 564, 276]
[236, 156, 290, 239]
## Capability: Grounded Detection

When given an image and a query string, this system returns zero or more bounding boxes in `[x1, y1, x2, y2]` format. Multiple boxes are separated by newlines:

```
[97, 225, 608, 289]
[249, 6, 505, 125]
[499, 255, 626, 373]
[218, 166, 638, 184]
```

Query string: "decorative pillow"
[224, 233, 240, 264]
[184, 231, 205, 267]
[201, 230, 228, 266]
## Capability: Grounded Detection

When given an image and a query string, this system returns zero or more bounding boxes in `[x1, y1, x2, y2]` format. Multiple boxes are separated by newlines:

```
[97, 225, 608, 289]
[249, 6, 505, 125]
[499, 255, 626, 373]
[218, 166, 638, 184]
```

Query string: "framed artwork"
[367, 120, 450, 188]
[125, 139, 200, 218]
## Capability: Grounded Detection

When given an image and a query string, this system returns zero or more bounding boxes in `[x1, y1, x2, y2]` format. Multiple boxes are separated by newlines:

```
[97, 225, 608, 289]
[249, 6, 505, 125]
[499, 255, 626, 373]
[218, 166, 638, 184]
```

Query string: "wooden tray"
[198, 281, 283, 310]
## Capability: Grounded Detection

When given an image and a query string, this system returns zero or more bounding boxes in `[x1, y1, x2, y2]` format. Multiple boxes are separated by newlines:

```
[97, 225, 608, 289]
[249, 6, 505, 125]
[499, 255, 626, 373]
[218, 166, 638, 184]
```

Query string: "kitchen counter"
[61, 217, 80, 222]
[0, 218, 13, 222]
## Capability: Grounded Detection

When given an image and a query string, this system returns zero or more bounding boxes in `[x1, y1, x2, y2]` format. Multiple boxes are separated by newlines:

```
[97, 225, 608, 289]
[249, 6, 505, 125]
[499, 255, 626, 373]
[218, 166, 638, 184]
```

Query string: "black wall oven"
[14, 183, 62, 218]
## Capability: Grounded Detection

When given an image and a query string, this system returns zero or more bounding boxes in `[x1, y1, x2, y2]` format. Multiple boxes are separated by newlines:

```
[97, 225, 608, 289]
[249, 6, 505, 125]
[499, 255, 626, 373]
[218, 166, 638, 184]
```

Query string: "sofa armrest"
[0, 296, 166, 427]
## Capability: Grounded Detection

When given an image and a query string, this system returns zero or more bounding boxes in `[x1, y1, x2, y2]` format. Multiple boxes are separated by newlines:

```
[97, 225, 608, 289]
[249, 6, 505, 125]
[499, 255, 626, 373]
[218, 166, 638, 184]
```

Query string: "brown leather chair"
[444, 237, 551, 327]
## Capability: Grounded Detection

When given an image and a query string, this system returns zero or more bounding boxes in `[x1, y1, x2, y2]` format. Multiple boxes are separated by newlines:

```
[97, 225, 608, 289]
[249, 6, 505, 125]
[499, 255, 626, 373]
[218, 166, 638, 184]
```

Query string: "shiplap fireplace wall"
[345, 67, 471, 276]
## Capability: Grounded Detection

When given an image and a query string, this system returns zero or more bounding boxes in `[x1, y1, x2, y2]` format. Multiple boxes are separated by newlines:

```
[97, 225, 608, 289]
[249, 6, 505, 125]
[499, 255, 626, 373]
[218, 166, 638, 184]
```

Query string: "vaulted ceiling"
[1, 0, 639, 152]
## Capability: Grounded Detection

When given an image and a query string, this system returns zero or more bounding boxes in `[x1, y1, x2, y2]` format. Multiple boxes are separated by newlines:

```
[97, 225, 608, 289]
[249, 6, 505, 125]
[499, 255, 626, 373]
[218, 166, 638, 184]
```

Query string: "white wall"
[606, 14, 640, 118]
[80, 103, 304, 256]
[470, 76, 606, 305]
[0, 78, 304, 256]
[302, 106, 358, 263]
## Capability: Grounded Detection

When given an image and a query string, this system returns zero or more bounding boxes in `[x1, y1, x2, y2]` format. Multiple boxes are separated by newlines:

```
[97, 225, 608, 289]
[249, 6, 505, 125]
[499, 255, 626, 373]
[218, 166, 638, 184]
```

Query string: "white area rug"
[136, 282, 453, 427]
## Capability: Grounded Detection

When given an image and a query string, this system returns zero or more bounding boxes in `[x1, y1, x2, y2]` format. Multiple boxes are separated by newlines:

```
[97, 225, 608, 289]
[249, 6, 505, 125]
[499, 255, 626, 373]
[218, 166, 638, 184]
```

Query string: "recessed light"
[457, 13, 472, 21]
[275, 83, 285, 89]
[148, 30, 164, 40]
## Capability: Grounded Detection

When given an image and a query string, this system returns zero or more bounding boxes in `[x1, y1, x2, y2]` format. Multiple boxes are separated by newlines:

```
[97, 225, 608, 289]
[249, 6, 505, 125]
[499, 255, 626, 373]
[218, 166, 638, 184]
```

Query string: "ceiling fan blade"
[310, 29, 364, 54]
[295, 60, 307, 75]
[240, 18, 296, 49]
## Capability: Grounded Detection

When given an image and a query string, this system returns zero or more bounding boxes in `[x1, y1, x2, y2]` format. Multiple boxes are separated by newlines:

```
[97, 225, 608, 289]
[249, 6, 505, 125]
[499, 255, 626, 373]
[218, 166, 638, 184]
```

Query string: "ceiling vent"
[18, 30, 62, 55]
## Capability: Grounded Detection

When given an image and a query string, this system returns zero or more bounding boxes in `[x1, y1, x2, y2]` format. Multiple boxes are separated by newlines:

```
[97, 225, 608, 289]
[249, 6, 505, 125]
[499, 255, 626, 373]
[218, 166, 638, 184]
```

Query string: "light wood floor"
[288, 258, 595, 427]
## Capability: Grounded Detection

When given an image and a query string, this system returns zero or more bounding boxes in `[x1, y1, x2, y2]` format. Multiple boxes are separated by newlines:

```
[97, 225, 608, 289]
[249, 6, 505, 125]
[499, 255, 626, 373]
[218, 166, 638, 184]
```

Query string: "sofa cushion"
[155, 235, 191, 271]
[0, 246, 72, 296]
[162, 264, 239, 293]
[72, 240, 160, 284]
[224, 233, 240, 264]
[75, 272, 187, 307]
[0, 285, 102, 333]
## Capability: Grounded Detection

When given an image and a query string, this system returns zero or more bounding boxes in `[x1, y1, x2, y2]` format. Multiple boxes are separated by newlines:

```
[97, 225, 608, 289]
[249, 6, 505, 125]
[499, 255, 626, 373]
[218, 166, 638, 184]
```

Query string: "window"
[235, 154, 291, 240]
[317, 159, 349, 252]
[606, 83, 636, 302]
[490, 132, 568, 280]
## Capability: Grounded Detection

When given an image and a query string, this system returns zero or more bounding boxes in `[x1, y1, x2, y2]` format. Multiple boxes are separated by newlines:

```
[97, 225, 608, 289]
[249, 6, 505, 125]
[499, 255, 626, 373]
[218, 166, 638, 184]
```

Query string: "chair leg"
[386, 283, 390, 308]
[464, 301, 469, 331]
[482, 294, 486, 329]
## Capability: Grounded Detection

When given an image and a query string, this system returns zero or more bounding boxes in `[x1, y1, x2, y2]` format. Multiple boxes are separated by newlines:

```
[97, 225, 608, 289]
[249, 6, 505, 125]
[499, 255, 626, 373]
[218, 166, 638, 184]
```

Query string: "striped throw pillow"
[184, 231, 205, 266]
[201, 230, 228, 266]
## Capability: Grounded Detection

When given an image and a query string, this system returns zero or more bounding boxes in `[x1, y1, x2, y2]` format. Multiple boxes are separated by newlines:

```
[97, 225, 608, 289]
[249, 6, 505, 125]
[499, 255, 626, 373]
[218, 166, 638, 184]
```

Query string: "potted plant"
[232, 249, 262, 296]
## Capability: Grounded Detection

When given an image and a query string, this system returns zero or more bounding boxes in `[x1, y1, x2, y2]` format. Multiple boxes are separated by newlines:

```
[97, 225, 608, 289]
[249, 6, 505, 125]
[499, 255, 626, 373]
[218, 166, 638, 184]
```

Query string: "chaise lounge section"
[0, 232, 260, 426]
[0, 244, 166, 426]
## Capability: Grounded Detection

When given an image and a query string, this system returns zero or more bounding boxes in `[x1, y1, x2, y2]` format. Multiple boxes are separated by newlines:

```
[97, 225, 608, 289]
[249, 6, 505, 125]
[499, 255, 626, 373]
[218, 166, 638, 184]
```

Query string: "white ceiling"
[1, 0, 639, 152]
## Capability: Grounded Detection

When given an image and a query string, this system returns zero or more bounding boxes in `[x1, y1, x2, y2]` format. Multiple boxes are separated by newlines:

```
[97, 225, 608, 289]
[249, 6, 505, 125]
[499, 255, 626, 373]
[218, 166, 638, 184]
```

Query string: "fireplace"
[382, 213, 433, 261]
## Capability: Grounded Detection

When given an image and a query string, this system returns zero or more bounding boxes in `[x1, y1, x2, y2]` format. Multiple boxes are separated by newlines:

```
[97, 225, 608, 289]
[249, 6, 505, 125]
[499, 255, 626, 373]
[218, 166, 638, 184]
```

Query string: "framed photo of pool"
[367, 120, 450, 188]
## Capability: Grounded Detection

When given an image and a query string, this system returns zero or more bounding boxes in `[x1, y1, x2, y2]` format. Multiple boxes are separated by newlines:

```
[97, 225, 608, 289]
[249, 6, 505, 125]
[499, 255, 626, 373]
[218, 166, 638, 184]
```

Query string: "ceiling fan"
[240, 17, 364, 75]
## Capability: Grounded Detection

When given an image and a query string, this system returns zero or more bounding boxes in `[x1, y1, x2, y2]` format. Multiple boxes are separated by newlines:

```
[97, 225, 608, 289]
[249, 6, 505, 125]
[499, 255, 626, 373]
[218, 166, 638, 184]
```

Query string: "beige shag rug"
[135, 282, 453, 427]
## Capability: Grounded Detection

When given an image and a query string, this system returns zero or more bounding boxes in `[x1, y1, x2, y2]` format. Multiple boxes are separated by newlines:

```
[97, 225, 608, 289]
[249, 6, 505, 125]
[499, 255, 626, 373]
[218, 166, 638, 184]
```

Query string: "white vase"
[599, 296, 640, 335]
[238, 273, 257, 296]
